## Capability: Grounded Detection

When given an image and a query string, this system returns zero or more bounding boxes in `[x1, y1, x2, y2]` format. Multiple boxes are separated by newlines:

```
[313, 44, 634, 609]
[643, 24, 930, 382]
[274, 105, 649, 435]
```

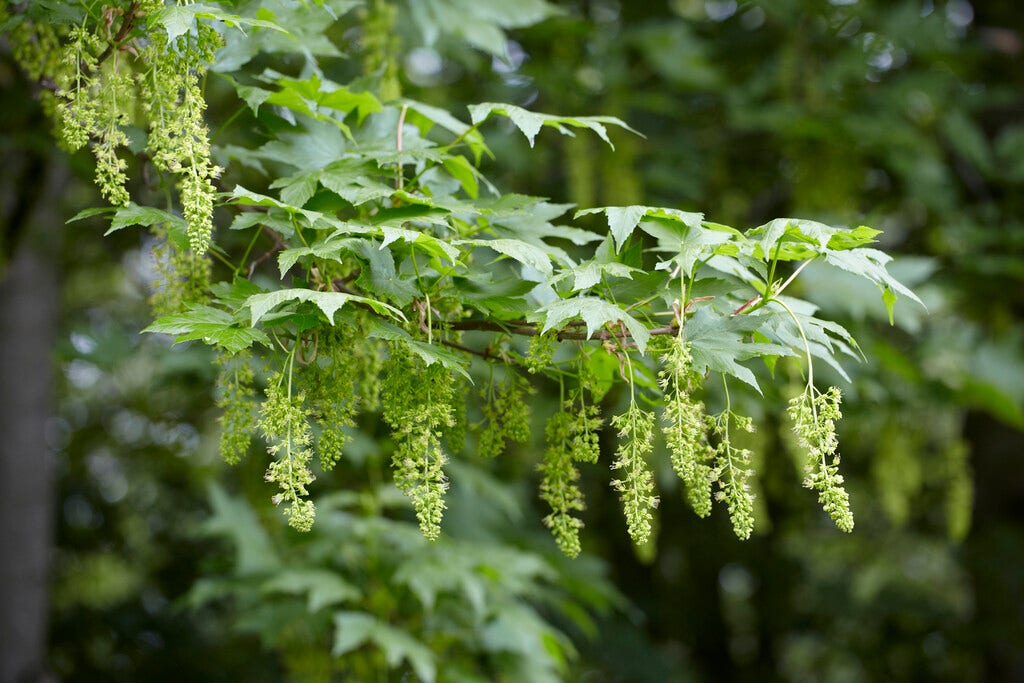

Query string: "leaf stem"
[395, 104, 408, 190]
[234, 225, 263, 279]
[772, 297, 817, 422]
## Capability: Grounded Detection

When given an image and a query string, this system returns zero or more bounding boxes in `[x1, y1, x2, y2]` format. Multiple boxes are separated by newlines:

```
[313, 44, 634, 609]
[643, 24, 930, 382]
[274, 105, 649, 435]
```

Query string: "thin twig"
[440, 318, 678, 341]
[732, 294, 761, 316]
[247, 226, 285, 277]
[774, 258, 813, 297]
[95, 2, 142, 67]
[733, 257, 815, 315]
[395, 104, 408, 190]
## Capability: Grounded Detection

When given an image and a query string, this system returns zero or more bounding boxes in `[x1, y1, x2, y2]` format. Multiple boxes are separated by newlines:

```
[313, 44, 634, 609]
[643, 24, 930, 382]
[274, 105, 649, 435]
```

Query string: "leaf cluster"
[5, 0, 924, 553]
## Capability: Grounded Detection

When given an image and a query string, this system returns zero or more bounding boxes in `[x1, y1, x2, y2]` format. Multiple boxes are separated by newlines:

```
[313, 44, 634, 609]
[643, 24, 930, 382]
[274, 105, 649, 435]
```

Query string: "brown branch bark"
[94, 2, 142, 67]
[441, 318, 678, 341]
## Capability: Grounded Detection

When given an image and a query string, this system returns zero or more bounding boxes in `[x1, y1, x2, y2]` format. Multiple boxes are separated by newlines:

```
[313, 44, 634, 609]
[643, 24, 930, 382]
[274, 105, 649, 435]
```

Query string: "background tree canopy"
[1, 1, 1022, 682]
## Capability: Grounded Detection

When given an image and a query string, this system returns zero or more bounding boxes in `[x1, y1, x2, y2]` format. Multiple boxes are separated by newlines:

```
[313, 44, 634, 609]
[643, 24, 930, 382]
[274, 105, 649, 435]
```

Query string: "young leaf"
[401, 98, 491, 162]
[456, 238, 554, 276]
[442, 155, 480, 198]
[247, 289, 406, 326]
[577, 205, 704, 252]
[380, 227, 461, 263]
[748, 219, 881, 262]
[536, 296, 651, 354]
[468, 102, 641, 149]
[562, 259, 638, 292]
[823, 248, 926, 311]
[144, 305, 269, 354]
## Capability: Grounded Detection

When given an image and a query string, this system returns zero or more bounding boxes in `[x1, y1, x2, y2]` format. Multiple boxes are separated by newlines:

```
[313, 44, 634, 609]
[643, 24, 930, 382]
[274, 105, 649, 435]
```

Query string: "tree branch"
[247, 226, 285, 277]
[441, 318, 678, 341]
[94, 2, 142, 67]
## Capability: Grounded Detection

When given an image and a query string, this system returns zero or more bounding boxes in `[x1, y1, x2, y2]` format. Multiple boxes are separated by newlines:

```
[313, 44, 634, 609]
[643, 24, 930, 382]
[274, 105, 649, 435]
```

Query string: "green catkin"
[360, 0, 402, 101]
[56, 28, 135, 206]
[658, 337, 715, 516]
[525, 333, 555, 374]
[872, 424, 920, 527]
[566, 361, 605, 465]
[5, 15, 63, 122]
[943, 440, 973, 541]
[139, 24, 223, 254]
[381, 347, 456, 540]
[538, 411, 586, 558]
[214, 352, 257, 465]
[259, 370, 317, 532]
[568, 397, 602, 464]
[537, 390, 602, 556]
[478, 373, 532, 458]
[300, 330, 360, 471]
[56, 26, 103, 152]
[25, 1, 222, 250]
[610, 402, 658, 545]
[445, 375, 469, 456]
[787, 385, 854, 532]
[710, 411, 756, 540]
[148, 223, 212, 317]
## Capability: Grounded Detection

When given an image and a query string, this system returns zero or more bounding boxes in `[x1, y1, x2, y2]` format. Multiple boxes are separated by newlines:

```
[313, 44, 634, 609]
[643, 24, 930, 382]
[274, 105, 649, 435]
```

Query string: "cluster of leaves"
[5, 1, 924, 556]
[190, 479, 620, 683]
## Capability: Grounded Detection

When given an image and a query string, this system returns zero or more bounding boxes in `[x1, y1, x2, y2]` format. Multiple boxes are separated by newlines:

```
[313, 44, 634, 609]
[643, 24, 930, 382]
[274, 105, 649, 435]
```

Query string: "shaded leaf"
[261, 569, 361, 612]
[380, 227, 460, 263]
[457, 238, 553, 275]
[230, 185, 323, 226]
[536, 296, 650, 354]
[685, 308, 795, 393]
[144, 305, 269, 353]
[577, 205, 703, 252]
[333, 612, 436, 683]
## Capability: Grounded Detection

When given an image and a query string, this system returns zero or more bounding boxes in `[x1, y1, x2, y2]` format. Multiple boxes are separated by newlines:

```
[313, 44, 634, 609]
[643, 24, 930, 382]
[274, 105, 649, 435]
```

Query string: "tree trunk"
[0, 158, 67, 683]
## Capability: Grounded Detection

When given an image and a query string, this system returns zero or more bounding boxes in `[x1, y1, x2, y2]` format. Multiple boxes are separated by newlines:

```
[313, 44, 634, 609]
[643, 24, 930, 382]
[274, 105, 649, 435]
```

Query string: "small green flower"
[259, 372, 317, 532]
[478, 372, 532, 458]
[139, 25, 222, 254]
[214, 352, 256, 465]
[300, 329, 360, 471]
[538, 411, 586, 558]
[659, 337, 715, 517]
[525, 332, 555, 374]
[382, 346, 457, 540]
[710, 411, 756, 540]
[788, 385, 854, 532]
[610, 402, 658, 546]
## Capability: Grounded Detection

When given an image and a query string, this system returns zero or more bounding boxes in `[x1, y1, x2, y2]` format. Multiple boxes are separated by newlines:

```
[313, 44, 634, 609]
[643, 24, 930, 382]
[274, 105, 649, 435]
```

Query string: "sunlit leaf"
[247, 289, 406, 326]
